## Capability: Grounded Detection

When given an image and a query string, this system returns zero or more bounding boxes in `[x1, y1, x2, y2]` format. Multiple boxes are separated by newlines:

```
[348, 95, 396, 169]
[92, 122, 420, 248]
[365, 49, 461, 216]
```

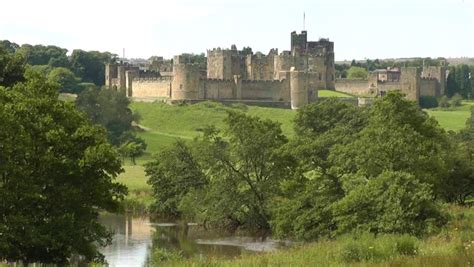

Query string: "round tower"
[290, 68, 308, 109]
[171, 63, 200, 100]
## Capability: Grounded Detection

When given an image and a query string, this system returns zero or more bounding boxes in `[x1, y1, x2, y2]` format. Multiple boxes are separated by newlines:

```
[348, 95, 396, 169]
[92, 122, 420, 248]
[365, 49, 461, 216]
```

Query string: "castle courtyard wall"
[419, 79, 438, 97]
[131, 78, 171, 98]
[200, 79, 236, 99]
[335, 79, 370, 95]
[241, 80, 290, 101]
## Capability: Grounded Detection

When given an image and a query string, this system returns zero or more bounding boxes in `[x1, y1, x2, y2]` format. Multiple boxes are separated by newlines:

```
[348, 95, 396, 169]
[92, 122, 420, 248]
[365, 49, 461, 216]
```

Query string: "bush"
[419, 96, 438, 108]
[439, 95, 450, 108]
[451, 93, 463, 107]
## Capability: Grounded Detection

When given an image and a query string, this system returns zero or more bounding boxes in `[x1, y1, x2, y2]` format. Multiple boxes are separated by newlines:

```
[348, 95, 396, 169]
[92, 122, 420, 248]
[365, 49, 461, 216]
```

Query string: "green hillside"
[131, 101, 296, 155]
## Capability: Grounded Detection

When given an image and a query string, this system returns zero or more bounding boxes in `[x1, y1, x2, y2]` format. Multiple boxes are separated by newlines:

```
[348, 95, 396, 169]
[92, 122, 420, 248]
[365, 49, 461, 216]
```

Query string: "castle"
[105, 30, 446, 108]
[105, 31, 335, 109]
[335, 65, 446, 100]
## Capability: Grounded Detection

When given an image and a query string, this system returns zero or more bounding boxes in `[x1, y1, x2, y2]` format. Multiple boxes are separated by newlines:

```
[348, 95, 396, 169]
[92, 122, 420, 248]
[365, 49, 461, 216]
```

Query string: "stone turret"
[172, 56, 200, 100]
[290, 68, 308, 109]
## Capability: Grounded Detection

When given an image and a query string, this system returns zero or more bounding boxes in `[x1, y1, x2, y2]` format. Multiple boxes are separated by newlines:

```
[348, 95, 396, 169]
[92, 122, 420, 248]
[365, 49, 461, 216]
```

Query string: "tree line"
[146, 93, 474, 240]
[0, 40, 116, 93]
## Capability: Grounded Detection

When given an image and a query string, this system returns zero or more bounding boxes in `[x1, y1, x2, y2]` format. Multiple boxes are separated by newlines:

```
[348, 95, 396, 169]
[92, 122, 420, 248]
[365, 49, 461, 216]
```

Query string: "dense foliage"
[0, 40, 116, 93]
[0, 71, 127, 264]
[146, 93, 474, 241]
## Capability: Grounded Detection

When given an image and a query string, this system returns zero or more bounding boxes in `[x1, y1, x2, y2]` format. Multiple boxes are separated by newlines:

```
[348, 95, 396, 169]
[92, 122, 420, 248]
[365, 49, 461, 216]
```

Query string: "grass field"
[424, 101, 473, 131]
[319, 89, 355, 98]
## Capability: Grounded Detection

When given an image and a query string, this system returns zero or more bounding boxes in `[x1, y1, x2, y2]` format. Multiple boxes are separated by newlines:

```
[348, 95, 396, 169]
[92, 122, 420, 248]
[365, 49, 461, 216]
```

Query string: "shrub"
[439, 95, 450, 108]
[419, 96, 438, 108]
[451, 93, 463, 107]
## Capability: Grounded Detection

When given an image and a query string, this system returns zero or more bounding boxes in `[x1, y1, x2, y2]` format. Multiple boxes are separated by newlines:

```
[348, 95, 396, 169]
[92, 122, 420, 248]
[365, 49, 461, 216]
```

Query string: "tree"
[0, 45, 26, 87]
[17, 44, 69, 67]
[333, 171, 446, 236]
[347, 66, 368, 80]
[47, 67, 79, 93]
[70, 50, 116, 86]
[455, 64, 472, 98]
[146, 140, 207, 217]
[446, 66, 458, 97]
[119, 138, 147, 165]
[146, 112, 293, 230]
[0, 71, 127, 264]
[330, 92, 448, 192]
[76, 88, 135, 145]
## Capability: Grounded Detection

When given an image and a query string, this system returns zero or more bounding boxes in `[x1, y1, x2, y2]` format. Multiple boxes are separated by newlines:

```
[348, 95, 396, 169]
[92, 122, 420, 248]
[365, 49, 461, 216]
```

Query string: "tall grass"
[150, 205, 474, 267]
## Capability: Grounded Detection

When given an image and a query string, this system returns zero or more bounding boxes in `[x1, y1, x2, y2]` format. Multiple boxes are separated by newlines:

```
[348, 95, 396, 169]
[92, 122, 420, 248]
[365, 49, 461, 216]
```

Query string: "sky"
[0, 0, 473, 61]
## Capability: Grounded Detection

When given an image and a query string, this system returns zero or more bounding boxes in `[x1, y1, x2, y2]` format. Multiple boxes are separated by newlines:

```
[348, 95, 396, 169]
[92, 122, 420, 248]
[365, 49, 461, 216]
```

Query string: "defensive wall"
[334, 66, 446, 101]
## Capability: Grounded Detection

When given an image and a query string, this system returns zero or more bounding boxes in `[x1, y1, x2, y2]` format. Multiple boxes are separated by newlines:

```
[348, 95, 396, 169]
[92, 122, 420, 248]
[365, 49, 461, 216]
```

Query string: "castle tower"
[422, 66, 446, 96]
[125, 70, 139, 97]
[291, 31, 308, 55]
[290, 68, 308, 109]
[172, 57, 200, 100]
[400, 67, 421, 101]
[105, 63, 117, 88]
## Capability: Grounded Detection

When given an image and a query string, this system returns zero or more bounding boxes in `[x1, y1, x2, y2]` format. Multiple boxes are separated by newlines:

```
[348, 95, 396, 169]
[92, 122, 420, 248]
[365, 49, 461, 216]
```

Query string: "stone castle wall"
[131, 78, 171, 98]
[335, 79, 369, 95]
[200, 79, 236, 99]
[241, 80, 290, 101]
[419, 78, 438, 97]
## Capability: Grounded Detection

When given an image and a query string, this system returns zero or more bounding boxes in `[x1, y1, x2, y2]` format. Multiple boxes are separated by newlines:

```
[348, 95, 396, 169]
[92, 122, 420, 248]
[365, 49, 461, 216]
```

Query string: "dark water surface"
[99, 214, 290, 267]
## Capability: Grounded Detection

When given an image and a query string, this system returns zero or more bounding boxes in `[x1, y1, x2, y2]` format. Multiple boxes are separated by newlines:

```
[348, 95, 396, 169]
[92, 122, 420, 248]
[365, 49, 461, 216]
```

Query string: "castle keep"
[105, 31, 335, 109]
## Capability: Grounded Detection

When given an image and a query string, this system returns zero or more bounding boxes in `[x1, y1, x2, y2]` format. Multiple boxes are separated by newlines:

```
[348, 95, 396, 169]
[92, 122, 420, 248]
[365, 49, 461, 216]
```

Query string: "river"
[99, 214, 291, 267]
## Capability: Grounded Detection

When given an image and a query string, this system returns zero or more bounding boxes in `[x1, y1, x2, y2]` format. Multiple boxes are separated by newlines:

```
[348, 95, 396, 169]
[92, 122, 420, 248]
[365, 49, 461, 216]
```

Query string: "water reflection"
[99, 214, 290, 267]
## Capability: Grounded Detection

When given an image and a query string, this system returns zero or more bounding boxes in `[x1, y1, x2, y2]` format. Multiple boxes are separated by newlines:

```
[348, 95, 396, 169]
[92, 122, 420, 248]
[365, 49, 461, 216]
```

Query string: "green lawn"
[318, 90, 355, 98]
[425, 101, 473, 131]
[131, 101, 296, 155]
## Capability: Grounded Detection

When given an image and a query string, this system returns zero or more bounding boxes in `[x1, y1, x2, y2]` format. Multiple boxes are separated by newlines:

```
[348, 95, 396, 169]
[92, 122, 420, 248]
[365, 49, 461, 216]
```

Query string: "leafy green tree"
[47, 67, 79, 93]
[70, 50, 116, 85]
[330, 92, 448, 192]
[119, 138, 147, 165]
[446, 66, 458, 97]
[455, 64, 472, 98]
[194, 112, 293, 229]
[17, 44, 69, 67]
[76, 88, 135, 145]
[146, 140, 207, 217]
[0, 40, 19, 54]
[0, 71, 126, 264]
[347, 66, 368, 80]
[333, 171, 446, 236]
[0, 45, 26, 87]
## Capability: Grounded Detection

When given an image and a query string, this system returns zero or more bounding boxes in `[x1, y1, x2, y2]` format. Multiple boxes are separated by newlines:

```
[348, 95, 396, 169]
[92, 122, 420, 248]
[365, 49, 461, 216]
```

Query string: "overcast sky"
[0, 0, 473, 60]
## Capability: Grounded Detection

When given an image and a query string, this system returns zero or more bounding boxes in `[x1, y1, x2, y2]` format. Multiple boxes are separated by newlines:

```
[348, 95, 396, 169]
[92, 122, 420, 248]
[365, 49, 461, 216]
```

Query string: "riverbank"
[150, 205, 474, 266]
